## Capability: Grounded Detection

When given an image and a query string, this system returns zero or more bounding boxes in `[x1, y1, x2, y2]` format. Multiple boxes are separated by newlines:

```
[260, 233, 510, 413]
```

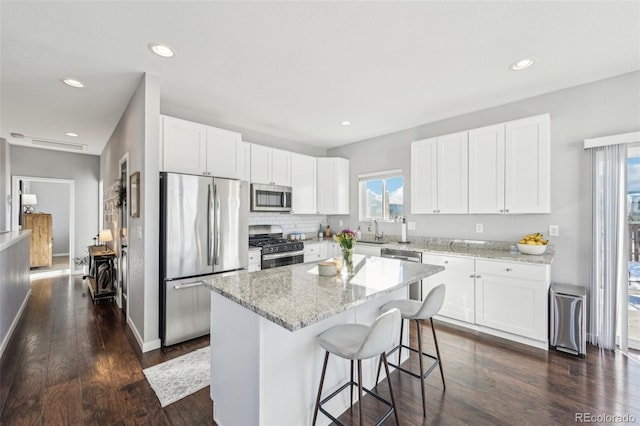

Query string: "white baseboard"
[127, 317, 161, 353]
[0, 289, 32, 359]
[53, 253, 69, 257]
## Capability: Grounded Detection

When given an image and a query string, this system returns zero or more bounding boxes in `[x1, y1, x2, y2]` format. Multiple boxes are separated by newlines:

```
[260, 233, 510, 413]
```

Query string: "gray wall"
[10, 145, 100, 261]
[26, 181, 71, 254]
[101, 73, 161, 352]
[327, 71, 640, 287]
[0, 138, 9, 232]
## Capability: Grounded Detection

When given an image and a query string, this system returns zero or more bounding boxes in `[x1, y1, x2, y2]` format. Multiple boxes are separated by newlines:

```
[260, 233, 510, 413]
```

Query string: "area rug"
[143, 346, 210, 407]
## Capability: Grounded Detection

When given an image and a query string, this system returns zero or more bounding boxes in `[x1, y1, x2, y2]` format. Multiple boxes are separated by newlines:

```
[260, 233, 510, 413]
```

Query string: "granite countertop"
[204, 255, 444, 331]
[0, 230, 31, 252]
[358, 236, 554, 265]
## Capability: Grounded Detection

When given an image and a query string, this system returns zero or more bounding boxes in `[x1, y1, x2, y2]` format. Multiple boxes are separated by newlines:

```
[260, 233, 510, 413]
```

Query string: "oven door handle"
[262, 250, 305, 261]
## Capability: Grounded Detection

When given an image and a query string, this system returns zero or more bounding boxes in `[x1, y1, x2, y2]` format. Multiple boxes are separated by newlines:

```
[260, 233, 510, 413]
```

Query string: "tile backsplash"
[249, 213, 328, 235]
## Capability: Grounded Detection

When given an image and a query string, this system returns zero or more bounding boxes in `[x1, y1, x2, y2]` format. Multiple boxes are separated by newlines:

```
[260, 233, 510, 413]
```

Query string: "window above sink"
[358, 169, 404, 222]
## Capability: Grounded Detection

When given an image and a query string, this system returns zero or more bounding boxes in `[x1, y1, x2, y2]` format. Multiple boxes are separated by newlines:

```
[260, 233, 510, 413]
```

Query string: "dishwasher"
[380, 247, 423, 301]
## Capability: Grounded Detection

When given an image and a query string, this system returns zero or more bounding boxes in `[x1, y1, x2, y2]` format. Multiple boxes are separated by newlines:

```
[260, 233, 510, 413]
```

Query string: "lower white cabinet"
[422, 254, 475, 323]
[474, 259, 550, 341]
[421, 253, 550, 349]
[325, 242, 341, 258]
[248, 249, 261, 272]
[303, 243, 322, 263]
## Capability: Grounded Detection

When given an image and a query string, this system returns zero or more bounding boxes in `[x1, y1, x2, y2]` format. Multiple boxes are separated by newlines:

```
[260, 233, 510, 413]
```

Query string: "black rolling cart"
[83, 245, 117, 303]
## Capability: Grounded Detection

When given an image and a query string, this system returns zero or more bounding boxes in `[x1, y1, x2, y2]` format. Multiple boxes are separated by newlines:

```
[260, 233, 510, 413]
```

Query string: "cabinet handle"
[443, 260, 449, 264]
[476, 275, 481, 278]
[470, 274, 475, 278]
[505, 209, 510, 213]
[433, 210, 437, 213]
[499, 209, 504, 213]
[506, 268, 512, 272]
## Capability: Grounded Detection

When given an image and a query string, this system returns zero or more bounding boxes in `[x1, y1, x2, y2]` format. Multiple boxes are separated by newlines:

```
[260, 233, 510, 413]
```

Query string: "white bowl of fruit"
[517, 233, 548, 255]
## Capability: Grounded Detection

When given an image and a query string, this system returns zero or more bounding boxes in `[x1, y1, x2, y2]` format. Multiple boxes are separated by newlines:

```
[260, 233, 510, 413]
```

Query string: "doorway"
[11, 176, 75, 279]
[626, 146, 640, 351]
[119, 154, 130, 320]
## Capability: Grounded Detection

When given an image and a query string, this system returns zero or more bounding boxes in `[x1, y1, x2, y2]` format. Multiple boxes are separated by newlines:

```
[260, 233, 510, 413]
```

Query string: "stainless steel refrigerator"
[160, 172, 248, 346]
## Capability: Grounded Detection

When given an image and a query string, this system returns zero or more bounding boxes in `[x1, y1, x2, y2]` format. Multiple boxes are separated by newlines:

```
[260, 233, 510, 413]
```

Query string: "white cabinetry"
[317, 158, 349, 215]
[325, 241, 341, 258]
[291, 153, 317, 214]
[422, 254, 475, 323]
[250, 145, 291, 186]
[475, 259, 550, 342]
[303, 243, 322, 263]
[504, 115, 550, 214]
[468, 114, 550, 214]
[248, 249, 261, 272]
[411, 132, 468, 214]
[161, 115, 244, 179]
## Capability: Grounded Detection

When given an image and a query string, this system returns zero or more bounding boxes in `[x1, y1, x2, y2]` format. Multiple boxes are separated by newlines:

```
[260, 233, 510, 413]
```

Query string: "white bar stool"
[376, 284, 446, 417]
[312, 308, 402, 426]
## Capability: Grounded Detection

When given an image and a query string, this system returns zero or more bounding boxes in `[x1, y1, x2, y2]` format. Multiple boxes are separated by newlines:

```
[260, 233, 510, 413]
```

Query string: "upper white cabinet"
[317, 158, 349, 215]
[468, 124, 504, 214]
[504, 115, 550, 213]
[161, 115, 244, 180]
[250, 144, 291, 186]
[411, 132, 468, 214]
[291, 153, 317, 214]
[469, 114, 550, 214]
[161, 116, 207, 176]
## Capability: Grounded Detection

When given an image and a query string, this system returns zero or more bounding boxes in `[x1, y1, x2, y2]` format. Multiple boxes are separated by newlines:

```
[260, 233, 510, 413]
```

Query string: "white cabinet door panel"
[250, 144, 272, 184]
[475, 274, 548, 340]
[291, 153, 317, 214]
[271, 148, 291, 186]
[437, 132, 468, 214]
[411, 138, 438, 214]
[354, 244, 381, 257]
[505, 114, 550, 214]
[206, 127, 242, 179]
[162, 116, 207, 175]
[469, 124, 505, 214]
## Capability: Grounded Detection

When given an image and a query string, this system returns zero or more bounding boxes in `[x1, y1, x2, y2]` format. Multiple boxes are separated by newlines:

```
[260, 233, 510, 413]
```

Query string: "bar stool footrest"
[387, 343, 441, 381]
[318, 380, 396, 426]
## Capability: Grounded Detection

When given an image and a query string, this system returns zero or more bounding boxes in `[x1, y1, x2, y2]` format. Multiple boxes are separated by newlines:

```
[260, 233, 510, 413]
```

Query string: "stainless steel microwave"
[250, 183, 292, 212]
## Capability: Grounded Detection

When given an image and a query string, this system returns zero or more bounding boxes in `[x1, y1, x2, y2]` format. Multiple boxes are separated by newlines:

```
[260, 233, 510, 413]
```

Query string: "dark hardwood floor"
[1, 275, 639, 425]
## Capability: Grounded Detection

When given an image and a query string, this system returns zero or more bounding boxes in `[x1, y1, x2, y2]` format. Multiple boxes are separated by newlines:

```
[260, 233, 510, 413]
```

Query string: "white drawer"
[304, 245, 320, 254]
[422, 254, 474, 270]
[248, 250, 261, 264]
[476, 259, 548, 281]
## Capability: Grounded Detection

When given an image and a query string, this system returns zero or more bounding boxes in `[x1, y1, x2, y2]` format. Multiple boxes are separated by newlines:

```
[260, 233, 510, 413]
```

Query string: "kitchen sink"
[358, 240, 389, 245]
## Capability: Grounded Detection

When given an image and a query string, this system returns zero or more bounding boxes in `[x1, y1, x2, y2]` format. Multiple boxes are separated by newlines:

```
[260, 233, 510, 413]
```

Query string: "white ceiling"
[1, 1, 639, 156]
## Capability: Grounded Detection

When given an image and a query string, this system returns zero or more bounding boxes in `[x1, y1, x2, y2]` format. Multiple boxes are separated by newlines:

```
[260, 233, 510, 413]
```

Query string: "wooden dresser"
[23, 213, 52, 268]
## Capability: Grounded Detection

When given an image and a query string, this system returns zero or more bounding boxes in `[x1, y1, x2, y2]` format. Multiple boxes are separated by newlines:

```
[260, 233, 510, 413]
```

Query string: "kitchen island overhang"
[204, 255, 444, 425]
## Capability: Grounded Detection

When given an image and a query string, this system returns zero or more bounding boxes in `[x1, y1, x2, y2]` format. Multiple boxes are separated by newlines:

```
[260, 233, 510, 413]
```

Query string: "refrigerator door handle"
[214, 183, 220, 266]
[208, 183, 214, 266]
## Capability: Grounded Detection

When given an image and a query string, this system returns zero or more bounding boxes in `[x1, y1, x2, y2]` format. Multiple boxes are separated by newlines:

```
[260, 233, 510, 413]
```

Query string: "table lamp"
[22, 194, 37, 213]
[99, 229, 113, 252]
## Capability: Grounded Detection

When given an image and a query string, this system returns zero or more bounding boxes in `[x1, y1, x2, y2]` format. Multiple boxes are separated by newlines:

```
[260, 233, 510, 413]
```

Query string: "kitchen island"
[204, 254, 444, 426]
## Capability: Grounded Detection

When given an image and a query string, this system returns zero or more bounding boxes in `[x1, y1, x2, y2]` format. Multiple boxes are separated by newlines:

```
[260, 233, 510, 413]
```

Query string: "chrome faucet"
[368, 219, 383, 241]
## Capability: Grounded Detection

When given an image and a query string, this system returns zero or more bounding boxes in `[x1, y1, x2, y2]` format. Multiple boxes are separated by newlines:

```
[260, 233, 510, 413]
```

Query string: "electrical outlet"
[549, 225, 559, 237]
[339, 220, 343, 227]
[476, 223, 483, 233]
[408, 221, 416, 231]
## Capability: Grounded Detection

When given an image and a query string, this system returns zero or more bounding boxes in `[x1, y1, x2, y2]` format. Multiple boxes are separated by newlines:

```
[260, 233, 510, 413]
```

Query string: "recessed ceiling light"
[340, 121, 351, 126]
[65, 132, 79, 137]
[62, 78, 85, 88]
[510, 58, 535, 71]
[149, 43, 175, 58]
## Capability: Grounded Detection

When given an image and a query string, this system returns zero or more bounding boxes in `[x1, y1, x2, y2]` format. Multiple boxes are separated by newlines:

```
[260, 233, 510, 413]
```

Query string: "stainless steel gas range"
[248, 225, 304, 269]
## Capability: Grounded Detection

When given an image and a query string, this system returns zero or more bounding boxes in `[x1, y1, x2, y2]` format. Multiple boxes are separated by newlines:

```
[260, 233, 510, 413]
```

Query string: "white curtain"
[591, 144, 626, 349]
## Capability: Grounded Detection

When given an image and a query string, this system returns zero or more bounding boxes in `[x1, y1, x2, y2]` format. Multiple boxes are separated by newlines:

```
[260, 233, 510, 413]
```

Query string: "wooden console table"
[84, 245, 117, 303]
